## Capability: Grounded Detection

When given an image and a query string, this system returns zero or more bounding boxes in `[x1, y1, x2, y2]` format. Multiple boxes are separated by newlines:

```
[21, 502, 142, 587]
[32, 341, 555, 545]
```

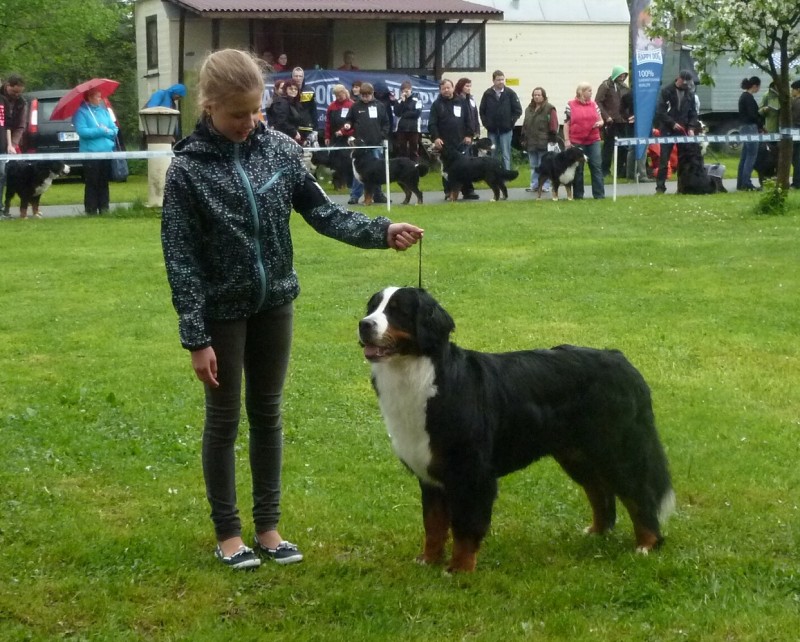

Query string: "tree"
[0, 0, 138, 146]
[649, 0, 800, 191]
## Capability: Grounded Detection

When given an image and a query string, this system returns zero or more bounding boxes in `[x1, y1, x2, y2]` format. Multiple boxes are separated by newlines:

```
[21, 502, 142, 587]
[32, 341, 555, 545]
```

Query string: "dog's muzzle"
[358, 318, 395, 361]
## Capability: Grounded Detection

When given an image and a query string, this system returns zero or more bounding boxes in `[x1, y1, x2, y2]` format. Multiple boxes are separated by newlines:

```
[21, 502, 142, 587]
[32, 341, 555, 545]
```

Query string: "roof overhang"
[165, 0, 503, 21]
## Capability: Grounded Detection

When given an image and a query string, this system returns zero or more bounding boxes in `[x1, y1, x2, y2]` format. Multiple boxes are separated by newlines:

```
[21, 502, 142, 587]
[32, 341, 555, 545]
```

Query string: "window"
[146, 16, 159, 71]
[387, 23, 484, 72]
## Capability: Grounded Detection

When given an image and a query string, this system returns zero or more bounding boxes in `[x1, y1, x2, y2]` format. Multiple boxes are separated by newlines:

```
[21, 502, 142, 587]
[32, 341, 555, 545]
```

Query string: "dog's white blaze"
[372, 356, 440, 487]
[362, 286, 399, 338]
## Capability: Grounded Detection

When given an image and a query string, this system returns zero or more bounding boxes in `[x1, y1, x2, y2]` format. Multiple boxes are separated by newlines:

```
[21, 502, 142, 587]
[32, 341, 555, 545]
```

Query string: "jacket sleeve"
[511, 91, 523, 123]
[72, 107, 107, 140]
[596, 82, 610, 120]
[428, 102, 440, 140]
[161, 161, 212, 351]
[655, 87, 675, 131]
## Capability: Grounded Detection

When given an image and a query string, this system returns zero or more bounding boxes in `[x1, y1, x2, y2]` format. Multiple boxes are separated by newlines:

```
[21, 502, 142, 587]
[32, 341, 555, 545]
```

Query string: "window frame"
[386, 21, 486, 74]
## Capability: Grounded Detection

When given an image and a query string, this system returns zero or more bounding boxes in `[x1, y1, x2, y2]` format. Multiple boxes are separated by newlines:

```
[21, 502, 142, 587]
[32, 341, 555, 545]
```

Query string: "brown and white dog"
[359, 287, 675, 572]
[535, 146, 585, 201]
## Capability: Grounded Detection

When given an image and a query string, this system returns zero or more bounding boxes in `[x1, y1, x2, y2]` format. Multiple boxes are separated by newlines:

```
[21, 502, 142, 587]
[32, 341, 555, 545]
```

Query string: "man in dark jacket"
[596, 65, 631, 178]
[342, 82, 390, 203]
[654, 70, 700, 194]
[429, 78, 475, 198]
[478, 70, 522, 170]
[291, 67, 319, 144]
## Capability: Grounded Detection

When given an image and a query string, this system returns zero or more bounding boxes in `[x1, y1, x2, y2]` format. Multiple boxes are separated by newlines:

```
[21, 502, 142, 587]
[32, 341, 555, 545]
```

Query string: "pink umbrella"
[49, 78, 120, 121]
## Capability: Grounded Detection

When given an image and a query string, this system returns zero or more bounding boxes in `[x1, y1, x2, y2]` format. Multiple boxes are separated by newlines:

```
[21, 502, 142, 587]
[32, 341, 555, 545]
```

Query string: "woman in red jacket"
[563, 82, 605, 199]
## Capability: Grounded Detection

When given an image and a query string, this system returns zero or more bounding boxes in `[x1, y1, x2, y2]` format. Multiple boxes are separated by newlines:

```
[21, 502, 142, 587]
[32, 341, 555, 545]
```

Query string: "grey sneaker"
[215, 544, 261, 570]
[254, 537, 304, 565]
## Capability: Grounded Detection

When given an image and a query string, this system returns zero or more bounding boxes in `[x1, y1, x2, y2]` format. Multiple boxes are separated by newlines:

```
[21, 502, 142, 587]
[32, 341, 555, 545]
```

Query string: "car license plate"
[59, 132, 79, 142]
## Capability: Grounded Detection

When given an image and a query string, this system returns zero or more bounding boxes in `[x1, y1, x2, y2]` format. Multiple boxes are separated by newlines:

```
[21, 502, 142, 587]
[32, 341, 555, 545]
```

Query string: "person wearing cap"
[654, 70, 700, 194]
[791, 79, 800, 189]
[596, 65, 631, 178]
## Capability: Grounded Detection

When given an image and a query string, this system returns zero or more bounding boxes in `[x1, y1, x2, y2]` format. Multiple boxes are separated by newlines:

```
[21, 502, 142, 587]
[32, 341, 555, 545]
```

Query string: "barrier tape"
[0, 144, 383, 163]
[616, 128, 800, 147]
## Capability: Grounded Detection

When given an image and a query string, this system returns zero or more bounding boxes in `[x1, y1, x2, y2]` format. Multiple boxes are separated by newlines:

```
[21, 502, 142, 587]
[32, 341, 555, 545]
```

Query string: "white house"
[134, 0, 629, 132]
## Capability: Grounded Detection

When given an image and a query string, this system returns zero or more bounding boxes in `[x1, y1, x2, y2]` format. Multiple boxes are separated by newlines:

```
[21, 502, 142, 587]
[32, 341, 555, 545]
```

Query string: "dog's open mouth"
[361, 342, 396, 361]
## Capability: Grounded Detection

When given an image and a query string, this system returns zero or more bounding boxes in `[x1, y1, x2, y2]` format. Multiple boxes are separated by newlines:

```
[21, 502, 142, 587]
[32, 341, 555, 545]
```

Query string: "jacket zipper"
[233, 144, 268, 309]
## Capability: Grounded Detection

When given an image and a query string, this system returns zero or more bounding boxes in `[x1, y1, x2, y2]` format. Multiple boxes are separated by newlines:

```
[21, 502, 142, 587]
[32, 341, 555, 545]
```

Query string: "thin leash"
[417, 235, 424, 289]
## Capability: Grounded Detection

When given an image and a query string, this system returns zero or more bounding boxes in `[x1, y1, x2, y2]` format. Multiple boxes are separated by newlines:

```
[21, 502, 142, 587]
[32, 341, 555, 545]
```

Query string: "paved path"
[12, 176, 741, 220]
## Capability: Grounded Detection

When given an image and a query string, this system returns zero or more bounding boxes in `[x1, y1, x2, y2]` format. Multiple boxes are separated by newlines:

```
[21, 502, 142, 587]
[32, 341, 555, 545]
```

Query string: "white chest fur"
[558, 163, 579, 185]
[372, 356, 441, 487]
[34, 174, 56, 197]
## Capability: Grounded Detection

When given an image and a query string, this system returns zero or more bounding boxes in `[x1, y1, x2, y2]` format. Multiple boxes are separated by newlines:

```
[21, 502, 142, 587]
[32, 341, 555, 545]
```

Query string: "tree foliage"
[0, 0, 138, 146]
[649, 0, 800, 190]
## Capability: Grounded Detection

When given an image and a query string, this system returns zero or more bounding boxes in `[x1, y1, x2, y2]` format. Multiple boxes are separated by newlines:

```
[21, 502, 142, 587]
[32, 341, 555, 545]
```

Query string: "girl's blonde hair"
[198, 49, 265, 110]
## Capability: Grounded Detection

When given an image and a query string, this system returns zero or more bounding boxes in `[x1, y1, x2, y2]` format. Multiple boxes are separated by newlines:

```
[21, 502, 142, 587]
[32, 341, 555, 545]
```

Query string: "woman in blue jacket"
[73, 89, 118, 214]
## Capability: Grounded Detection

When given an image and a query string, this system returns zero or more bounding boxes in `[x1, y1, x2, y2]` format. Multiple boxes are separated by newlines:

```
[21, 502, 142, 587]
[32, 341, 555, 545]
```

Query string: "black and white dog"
[3, 161, 70, 219]
[359, 287, 675, 572]
[535, 146, 586, 201]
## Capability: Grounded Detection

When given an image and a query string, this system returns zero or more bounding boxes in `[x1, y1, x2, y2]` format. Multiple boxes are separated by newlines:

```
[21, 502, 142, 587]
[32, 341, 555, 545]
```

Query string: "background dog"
[350, 142, 429, 205]
[310, 148, 353, 190]
[753, 142, 778, 187]
[441, 143, 519, 202]
[676, 143, 721, 195]
[3, 161, 70, 219]
[536, 147, 585, 200]
[359, 287, 675, 572]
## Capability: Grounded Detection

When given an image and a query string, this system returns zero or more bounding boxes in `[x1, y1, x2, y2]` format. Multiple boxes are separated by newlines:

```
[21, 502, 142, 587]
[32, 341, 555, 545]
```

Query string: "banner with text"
[265, 70, 441, 135]
[630, 0, 665, 159]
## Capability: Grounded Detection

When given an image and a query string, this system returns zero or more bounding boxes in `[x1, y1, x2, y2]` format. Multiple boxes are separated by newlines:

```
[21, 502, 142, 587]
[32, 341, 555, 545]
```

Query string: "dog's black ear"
[415, 289, 455, 354]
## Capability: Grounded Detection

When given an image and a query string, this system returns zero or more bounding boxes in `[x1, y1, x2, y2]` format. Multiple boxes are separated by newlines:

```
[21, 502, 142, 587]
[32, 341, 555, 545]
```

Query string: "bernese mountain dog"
[349, 139, 429, 206]
[535, 146, 586, 201]
[359, 287, 675, 573]
[440, 142, 519, 202]
[3, 161, 70, 219]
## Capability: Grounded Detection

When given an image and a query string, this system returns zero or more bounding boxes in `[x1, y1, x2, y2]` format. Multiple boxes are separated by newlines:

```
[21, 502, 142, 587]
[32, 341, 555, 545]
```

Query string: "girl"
[161, 49, 423, 570]
[737, 76, 764, 191]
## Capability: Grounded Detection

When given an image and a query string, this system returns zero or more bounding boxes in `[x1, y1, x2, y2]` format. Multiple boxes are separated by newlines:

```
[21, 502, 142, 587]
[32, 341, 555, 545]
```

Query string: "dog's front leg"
[447, 472, 497, 572]
[417, 483, 450, 565]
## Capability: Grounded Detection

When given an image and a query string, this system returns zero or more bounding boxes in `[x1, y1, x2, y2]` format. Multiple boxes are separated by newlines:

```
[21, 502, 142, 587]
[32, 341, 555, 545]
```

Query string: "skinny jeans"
[737, 123, 759, 189]
[202, 303, 293, 541]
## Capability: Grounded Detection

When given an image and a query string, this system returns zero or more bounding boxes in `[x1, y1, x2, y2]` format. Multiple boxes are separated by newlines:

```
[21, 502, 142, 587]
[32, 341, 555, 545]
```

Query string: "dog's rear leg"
[565, 184, 573, 201]
[619, 496, 664, 554]
[554, 456, 616, 535]
[417, 484, 450, 565]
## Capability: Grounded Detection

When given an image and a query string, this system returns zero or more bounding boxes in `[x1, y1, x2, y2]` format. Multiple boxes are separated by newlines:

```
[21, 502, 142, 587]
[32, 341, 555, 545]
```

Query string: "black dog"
[754, 142, 778, 187]
[359, 287, 675, 572]
[441, 144, 519, 202]
[350, 144, 429, 206]
[3, 161, 70, 219]
[310, 148, 353, 191]
[676, 143, 721, 195]
[536, 147, 586, 200]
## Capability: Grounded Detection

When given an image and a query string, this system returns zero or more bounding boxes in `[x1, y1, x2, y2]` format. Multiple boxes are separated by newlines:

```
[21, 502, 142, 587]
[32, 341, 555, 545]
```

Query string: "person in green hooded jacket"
[596, 65, 631, 178]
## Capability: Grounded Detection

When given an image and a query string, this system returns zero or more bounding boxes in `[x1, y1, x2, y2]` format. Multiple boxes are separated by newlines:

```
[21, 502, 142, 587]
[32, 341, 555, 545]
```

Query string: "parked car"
[21, 90, 83, 177]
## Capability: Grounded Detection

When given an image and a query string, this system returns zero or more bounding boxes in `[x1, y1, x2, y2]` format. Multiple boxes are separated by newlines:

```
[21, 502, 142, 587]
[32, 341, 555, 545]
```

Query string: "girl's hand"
[191, 347, 219, 388]
[387, 223, 423, 251]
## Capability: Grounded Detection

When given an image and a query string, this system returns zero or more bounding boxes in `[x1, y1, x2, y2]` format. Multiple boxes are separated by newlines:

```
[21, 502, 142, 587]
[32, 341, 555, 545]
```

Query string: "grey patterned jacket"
[161, 119, 391, 350]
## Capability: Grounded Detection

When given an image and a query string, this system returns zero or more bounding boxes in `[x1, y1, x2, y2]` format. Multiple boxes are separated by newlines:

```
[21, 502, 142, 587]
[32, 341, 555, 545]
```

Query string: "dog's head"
[563, 146, 587, 164]
[472, 137, 494, 156]
[359, 287, 455, 361]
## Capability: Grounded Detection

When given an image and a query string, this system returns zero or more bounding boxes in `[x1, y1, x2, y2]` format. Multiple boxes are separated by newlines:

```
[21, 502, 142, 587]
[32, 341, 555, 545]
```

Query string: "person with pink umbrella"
[72, 87, 118, 214]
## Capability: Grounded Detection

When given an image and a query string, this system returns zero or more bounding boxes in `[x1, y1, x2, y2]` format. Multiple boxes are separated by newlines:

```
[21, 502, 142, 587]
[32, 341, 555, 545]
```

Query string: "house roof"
[167, 0, 503, 20]
[466, 0, 629, 23]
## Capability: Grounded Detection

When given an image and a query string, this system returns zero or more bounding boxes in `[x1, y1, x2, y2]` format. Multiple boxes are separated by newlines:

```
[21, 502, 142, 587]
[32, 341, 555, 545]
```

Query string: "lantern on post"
[138, 107, 180, 207]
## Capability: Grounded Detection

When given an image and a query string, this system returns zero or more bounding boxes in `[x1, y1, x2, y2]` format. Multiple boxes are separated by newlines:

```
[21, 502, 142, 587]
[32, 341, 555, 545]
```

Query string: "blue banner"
[265, 70, 441, 134]
[630, 0, 665, 159]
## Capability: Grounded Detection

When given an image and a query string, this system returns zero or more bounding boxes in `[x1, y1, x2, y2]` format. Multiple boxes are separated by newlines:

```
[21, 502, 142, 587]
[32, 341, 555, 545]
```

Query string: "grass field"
[1, 192, 799, 640]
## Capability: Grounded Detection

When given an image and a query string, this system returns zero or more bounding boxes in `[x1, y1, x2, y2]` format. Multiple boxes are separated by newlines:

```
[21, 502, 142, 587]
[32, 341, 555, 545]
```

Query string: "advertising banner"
[630, 0, 665, 158]
[266, 69, 441, 134]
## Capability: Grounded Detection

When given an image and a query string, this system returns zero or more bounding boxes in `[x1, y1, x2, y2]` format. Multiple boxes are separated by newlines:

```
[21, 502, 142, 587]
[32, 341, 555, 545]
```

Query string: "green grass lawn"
[1, 193, 799, 640]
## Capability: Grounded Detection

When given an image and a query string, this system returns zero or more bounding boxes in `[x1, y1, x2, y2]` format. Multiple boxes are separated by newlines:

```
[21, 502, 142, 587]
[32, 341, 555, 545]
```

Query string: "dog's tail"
[501, 169, 519, 181]
[416, 161, 430, 178]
